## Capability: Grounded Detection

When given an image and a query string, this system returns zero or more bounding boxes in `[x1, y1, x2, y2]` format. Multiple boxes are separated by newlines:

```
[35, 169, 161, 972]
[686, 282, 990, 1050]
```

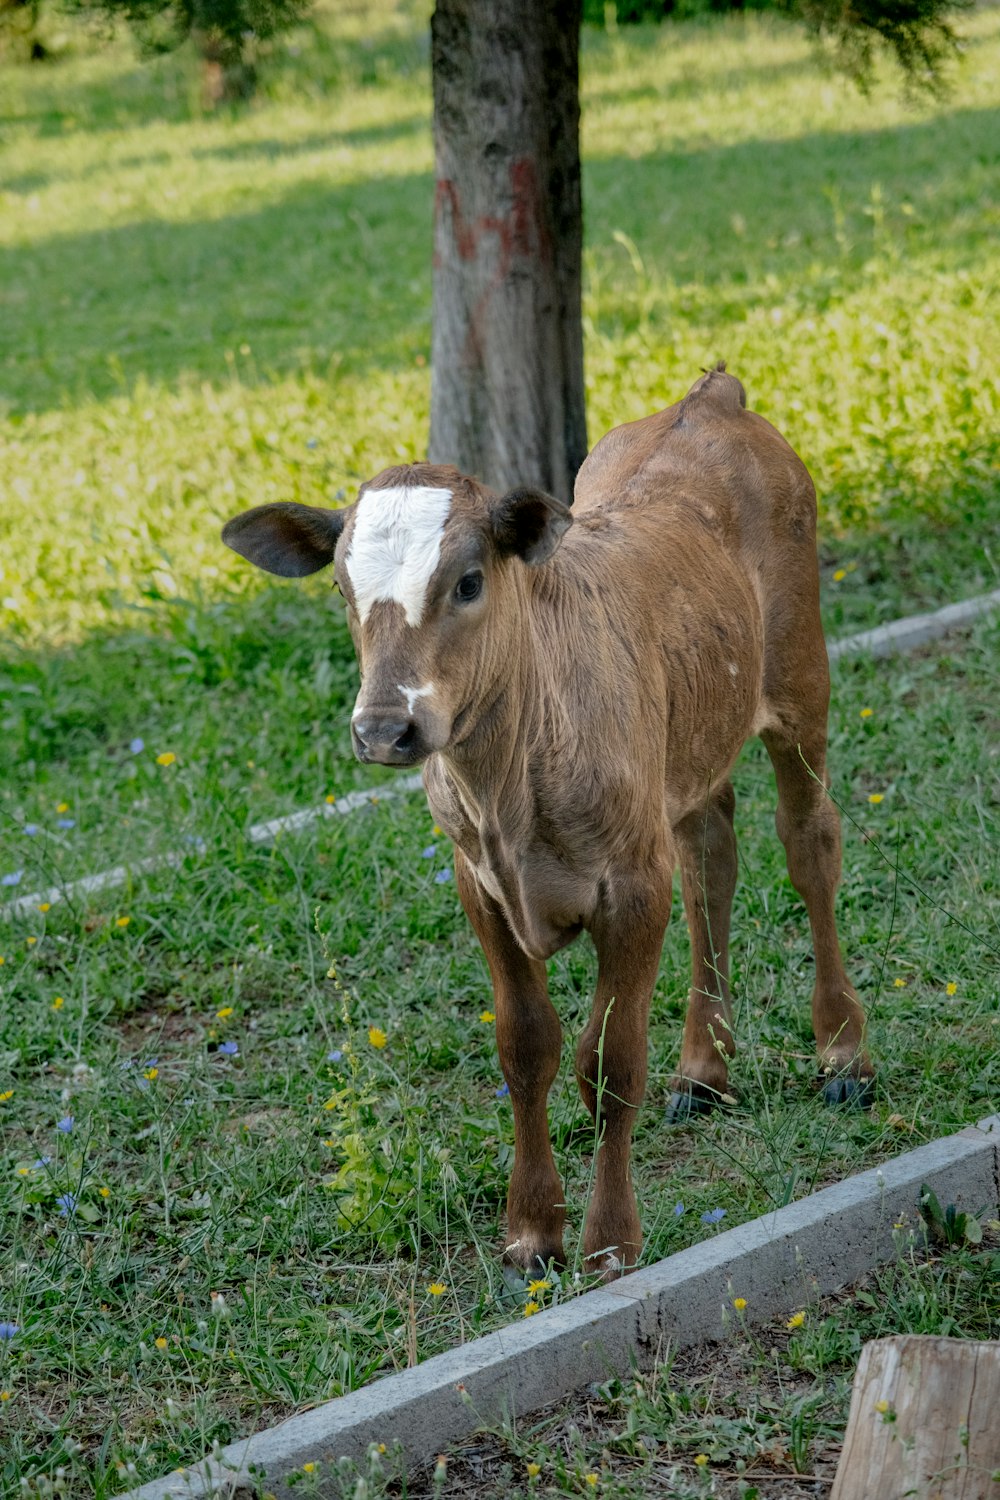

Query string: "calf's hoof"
[819, 1072, 875, 1109]
[665, 1081, 728, 1125]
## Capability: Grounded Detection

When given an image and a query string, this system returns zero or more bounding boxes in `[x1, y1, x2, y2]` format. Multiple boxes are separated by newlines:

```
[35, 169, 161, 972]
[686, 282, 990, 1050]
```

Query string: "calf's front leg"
[575, 875, 672, 1276]
[454, 848, 566, 1273]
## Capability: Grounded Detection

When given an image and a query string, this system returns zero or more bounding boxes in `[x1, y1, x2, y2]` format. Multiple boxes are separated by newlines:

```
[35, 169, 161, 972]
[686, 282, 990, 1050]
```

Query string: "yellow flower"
[0, 956, 5, 964]
[432, 824, 442, 836]
[868, 792, 884, 805]
[527, 1278, 551, 1296]
[523, 1299, 540, 1317]
[322, 1138, 336, 1147]
[99, 1186, 110, 1199]
[893, 978, 907, 989]
[0, 1091, 13, 1103]
[156, 752, 176, 767]
[115, 916, 131, 929]
[694, 1454, 709, 1467]
[585, 1475, 598, 1488]
[26, 937, 37, 946]
[428, 1283, 447, 1297]
[946, 981, 957, 996]
[859, 707, 873, 718]
[52, 996, 64, 1011]
[733, 1296, 747, 1311]
[325, 794, 336, 805]
[323, 1098, 337, 1110]
[786, 1311, 806, 1329]
[216, 1006, 234, 1020]
[832, 569, 846, 582]
[37, 903, 51, 913]
[144, 1066, 159, 1081]
[155, 1337, 168, 1350]
[0, 1391, 10, 1401]
[302, 1463, 316, 1474]
[875, 1399, 889, 1414]
[16, 1166, 30, 1177]
[479, 1010, 495, 1024]
[56, 802, 69, 814]
[526, 1462, 541, 1478]
[368, 1027, 387, 1049]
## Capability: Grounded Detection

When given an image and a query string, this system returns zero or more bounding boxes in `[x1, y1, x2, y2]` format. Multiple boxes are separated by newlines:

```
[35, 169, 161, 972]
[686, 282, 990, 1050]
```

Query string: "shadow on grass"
[3, 103, 997, 414]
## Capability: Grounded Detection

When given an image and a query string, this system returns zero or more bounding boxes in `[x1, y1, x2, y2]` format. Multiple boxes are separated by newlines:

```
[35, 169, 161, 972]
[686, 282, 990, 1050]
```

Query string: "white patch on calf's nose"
[346, 485, 452, 627]
[398, 682, 434, 716]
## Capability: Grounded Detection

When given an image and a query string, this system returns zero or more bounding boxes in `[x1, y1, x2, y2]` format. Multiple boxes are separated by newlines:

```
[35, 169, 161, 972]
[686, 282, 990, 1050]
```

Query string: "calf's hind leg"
[763, 729, 873, 1105]
[454, 848, 566, 1273]
[666, 780, 739, 1123]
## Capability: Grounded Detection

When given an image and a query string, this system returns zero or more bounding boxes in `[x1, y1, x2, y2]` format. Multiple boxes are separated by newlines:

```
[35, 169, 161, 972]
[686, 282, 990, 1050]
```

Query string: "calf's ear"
[222, 502, 346, 577]
[491, 487, 572, 566]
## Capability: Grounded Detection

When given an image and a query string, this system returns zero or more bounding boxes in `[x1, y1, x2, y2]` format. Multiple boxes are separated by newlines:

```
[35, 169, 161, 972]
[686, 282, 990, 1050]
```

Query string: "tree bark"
[429, 0, 587, 503]
[831, 1336, 1000, 1500]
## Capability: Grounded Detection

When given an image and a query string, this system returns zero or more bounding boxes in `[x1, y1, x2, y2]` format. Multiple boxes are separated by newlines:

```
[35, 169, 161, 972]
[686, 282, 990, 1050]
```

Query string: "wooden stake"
[831, 1336, 1000, 1500]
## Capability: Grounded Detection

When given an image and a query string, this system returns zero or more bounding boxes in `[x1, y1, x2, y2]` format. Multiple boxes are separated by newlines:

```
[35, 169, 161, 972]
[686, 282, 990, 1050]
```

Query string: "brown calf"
[223, 364, 873, 1278]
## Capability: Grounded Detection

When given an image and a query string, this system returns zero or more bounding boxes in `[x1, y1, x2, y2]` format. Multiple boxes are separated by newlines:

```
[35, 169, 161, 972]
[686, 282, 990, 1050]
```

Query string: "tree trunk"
[429, 0, 587, 503]
[831, 1336, 1000, 1500]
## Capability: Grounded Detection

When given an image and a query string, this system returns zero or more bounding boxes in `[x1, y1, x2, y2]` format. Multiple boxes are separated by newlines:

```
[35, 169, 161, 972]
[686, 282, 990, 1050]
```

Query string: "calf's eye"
[455, 571, 484, 603]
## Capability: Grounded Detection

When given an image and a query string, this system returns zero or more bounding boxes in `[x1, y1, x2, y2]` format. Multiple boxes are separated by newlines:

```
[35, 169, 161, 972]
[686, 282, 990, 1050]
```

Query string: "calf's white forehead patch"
[346, 485, 453, 627]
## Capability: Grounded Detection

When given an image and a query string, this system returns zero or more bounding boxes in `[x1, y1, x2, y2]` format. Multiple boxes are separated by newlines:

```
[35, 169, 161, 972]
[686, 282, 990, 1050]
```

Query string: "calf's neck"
[223, 364, 872, 1277]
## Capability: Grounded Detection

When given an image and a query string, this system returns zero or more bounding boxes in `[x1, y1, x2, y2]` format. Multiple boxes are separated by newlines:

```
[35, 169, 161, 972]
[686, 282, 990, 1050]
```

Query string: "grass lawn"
[1, 1, 999, 1494]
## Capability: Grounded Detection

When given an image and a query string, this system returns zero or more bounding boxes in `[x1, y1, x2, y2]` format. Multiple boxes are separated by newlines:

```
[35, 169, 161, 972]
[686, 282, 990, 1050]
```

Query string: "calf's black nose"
[352, 714, 418, 765]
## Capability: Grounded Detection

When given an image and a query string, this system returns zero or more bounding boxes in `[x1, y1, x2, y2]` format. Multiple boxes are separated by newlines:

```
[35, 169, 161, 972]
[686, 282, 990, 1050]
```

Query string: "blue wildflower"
[306, 438, 318, 449]
[495, 1081, 510, 1098]
[33, 1156, 52, 1169]
[673, 1202, 685, 1217]
[700, 1207, 727, 1225]
[23, 824, 39, 837]
[218, 1040, 239, 1057]
[421, 845, 437, 859]
[0, 1322, 18, 1341]
[56, 819, 76, 830]
[434, 868, 452, 884]
[327, 1050, 343, 1063]
[56, 1193, 76, 1216]
[1, 871, 23, 887]
[130, 738, 145, 755]
[56, 1116, 73, 1133]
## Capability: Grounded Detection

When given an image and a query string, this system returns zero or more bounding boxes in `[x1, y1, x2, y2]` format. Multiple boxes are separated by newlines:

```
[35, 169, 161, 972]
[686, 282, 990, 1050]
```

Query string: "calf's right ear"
[222, 502, 346, 577]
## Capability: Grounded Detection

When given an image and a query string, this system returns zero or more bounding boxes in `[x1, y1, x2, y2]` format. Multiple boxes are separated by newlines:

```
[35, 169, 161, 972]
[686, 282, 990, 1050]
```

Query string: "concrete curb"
[4, 588, 999, 925]
[129, 1114, 1000, 1500]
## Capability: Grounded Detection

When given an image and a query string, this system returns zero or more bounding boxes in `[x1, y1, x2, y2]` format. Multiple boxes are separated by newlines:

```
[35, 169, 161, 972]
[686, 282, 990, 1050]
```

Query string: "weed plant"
[1, 1, 999, 1492]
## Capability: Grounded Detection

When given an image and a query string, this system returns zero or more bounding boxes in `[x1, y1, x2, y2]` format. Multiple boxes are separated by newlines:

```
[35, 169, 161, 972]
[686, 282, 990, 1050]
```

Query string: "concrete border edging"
[5, 587, 1000, 924]
[129, 1114, 1000, 1500]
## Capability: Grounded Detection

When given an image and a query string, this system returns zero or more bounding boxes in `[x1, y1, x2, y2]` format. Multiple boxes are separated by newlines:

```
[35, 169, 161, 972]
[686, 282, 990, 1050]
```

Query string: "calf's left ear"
[491, 487, 572, 566]
[222, 502, 346, 577]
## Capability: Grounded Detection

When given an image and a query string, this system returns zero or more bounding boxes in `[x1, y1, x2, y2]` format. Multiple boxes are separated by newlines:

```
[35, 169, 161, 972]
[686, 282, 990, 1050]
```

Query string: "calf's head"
[222, 464, 571, 766]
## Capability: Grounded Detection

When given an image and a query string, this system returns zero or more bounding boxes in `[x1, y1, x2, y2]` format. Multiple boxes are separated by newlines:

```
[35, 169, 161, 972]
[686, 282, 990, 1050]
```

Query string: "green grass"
[1, 1, 999, 1494]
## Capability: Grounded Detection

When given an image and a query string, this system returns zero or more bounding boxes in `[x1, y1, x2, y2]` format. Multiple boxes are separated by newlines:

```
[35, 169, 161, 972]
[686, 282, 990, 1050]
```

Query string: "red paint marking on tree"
[434, 158, 549, 274]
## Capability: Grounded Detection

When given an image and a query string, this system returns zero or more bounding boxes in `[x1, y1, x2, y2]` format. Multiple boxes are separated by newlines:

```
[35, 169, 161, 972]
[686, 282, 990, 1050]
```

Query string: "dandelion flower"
[156, 752, 176, 767]
[26, 936, 37, 946]
[325, 794, 336, 805]
[216, 1007, 234, 1020]
[860, 707, 873, 719]
[0, 1391, 10, 1401]
[585, 1476, 598, 1488]
[528, 1279, 551, 1296]
[875, 1399, 890, 1414]
[144, 1067, 158, 1081]
[893, 978, 907, 989]
[787, 1311, 806, 1329]
[115, 916, 131, 929]
[52, 996, 64, 1011]
[56, 803, 69, 814]
[694, 1454, 709, 1467]
[99, 1187, 110, 1199]
[428, 1283, 446, 1297]
[832, 569, 846, 582]
[1, 1091, 13, 1104]
[733, 1296, 747, 1312]
[155, 1337, 168, 1351]
[37, 903, 51, 914]
[479, 1010, 495, 1024]
[368, 1027, 387, 1049]
[303, 1463, 316, 1474]
[526, 1462, 541, 1478]
[523, 1300, 540, 1317]
[868, 792, 884, 805]
[946, 981, 957, 996]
